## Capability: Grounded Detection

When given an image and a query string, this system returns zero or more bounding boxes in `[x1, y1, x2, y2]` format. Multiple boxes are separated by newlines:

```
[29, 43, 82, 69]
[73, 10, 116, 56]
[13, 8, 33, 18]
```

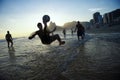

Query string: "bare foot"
[59, 41, 65, 45]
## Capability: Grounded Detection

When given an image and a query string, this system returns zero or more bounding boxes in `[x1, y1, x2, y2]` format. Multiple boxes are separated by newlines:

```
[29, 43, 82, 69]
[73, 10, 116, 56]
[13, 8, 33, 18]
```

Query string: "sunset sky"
[0, 0, 120, 39]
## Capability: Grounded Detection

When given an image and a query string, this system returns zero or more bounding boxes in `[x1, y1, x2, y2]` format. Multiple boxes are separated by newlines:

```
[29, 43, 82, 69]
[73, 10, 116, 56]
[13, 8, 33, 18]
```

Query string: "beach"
[0, 30, 120, 80]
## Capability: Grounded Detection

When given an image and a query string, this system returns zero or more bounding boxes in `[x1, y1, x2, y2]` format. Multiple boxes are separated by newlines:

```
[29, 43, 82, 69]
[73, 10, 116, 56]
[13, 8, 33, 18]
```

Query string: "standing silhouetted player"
[63, 29, 66, 38]
[75, 21, 85, 40]
[28, 15, 65, 45]
[5, 31, 13, 48]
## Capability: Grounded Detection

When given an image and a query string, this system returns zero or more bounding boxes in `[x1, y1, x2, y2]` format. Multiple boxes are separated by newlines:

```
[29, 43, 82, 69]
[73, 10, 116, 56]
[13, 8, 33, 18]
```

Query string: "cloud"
[88, 8, 103, 12]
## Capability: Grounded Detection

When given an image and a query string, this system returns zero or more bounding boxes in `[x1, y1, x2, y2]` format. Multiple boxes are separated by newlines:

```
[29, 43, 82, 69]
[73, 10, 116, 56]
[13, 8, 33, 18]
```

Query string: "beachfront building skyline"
[93, 12, 103, 27]
[89, 8, 120, 28]
[103, 9, 120, 25]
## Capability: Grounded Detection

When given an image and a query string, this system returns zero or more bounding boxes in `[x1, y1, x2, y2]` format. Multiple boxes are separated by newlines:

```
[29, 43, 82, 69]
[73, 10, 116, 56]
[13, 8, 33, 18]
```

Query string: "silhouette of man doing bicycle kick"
[28, 15, 65, 45]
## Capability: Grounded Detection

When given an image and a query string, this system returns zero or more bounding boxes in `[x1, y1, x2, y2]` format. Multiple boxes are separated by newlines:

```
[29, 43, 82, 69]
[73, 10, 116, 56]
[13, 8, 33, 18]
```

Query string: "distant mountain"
[48, 21, 91, 31]
[48, 21, 64, 31]
[56, 26, 64, 31]
[63, 21, 90, 29]
[63, 21, 77, 29]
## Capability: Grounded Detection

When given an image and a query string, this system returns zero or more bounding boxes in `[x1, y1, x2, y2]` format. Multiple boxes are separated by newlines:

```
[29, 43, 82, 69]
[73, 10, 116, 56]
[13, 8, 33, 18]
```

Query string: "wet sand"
[63, 33, 120, 80]
[0, 33, 120, 80]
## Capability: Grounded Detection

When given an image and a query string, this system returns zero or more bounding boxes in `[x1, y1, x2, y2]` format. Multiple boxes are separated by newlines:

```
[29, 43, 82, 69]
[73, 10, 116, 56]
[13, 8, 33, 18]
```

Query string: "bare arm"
[28, 31, 37, 39]
[43, 21, 56, 33]
[43, 21, 47, 33]
[10, 35, 13, 40]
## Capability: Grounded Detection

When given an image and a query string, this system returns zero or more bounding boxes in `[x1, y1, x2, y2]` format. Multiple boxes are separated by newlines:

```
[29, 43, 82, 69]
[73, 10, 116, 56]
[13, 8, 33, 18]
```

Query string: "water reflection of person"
[29, 15, 65, 45]
[5, 31, 13, 48]
[74, 21, 85, 40]
[8, 47, 16, 62]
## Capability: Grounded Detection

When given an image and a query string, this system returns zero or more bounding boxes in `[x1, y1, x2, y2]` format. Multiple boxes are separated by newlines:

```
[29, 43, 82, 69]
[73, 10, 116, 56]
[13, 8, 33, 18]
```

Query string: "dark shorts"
[6, 39, 12, 42]
[42, 36, 51, 44]
[77, 31, 84, 36]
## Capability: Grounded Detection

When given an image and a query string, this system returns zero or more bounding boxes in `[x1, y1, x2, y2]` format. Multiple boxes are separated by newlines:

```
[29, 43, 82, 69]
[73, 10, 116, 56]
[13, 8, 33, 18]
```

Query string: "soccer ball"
[42, 15, 50, 22]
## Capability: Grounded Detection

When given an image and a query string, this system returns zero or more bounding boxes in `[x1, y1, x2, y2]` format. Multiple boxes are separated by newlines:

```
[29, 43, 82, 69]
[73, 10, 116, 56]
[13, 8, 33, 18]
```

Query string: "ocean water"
[0, 32, 120, 80]
[0, 32, 79, 80]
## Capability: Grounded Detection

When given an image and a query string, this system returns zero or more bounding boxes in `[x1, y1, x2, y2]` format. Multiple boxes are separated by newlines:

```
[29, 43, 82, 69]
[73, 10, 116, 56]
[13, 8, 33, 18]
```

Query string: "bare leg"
[82, 33, 85, 40]
[50, 34, 65, 45]
[7, 41, 10, 48]
[11, 41, 13, 47]
[82, 34, 84, 39]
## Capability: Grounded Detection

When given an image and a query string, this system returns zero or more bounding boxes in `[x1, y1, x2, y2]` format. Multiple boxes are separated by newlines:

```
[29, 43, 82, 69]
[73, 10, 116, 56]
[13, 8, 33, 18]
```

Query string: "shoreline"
[86, 24, 120, 33]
